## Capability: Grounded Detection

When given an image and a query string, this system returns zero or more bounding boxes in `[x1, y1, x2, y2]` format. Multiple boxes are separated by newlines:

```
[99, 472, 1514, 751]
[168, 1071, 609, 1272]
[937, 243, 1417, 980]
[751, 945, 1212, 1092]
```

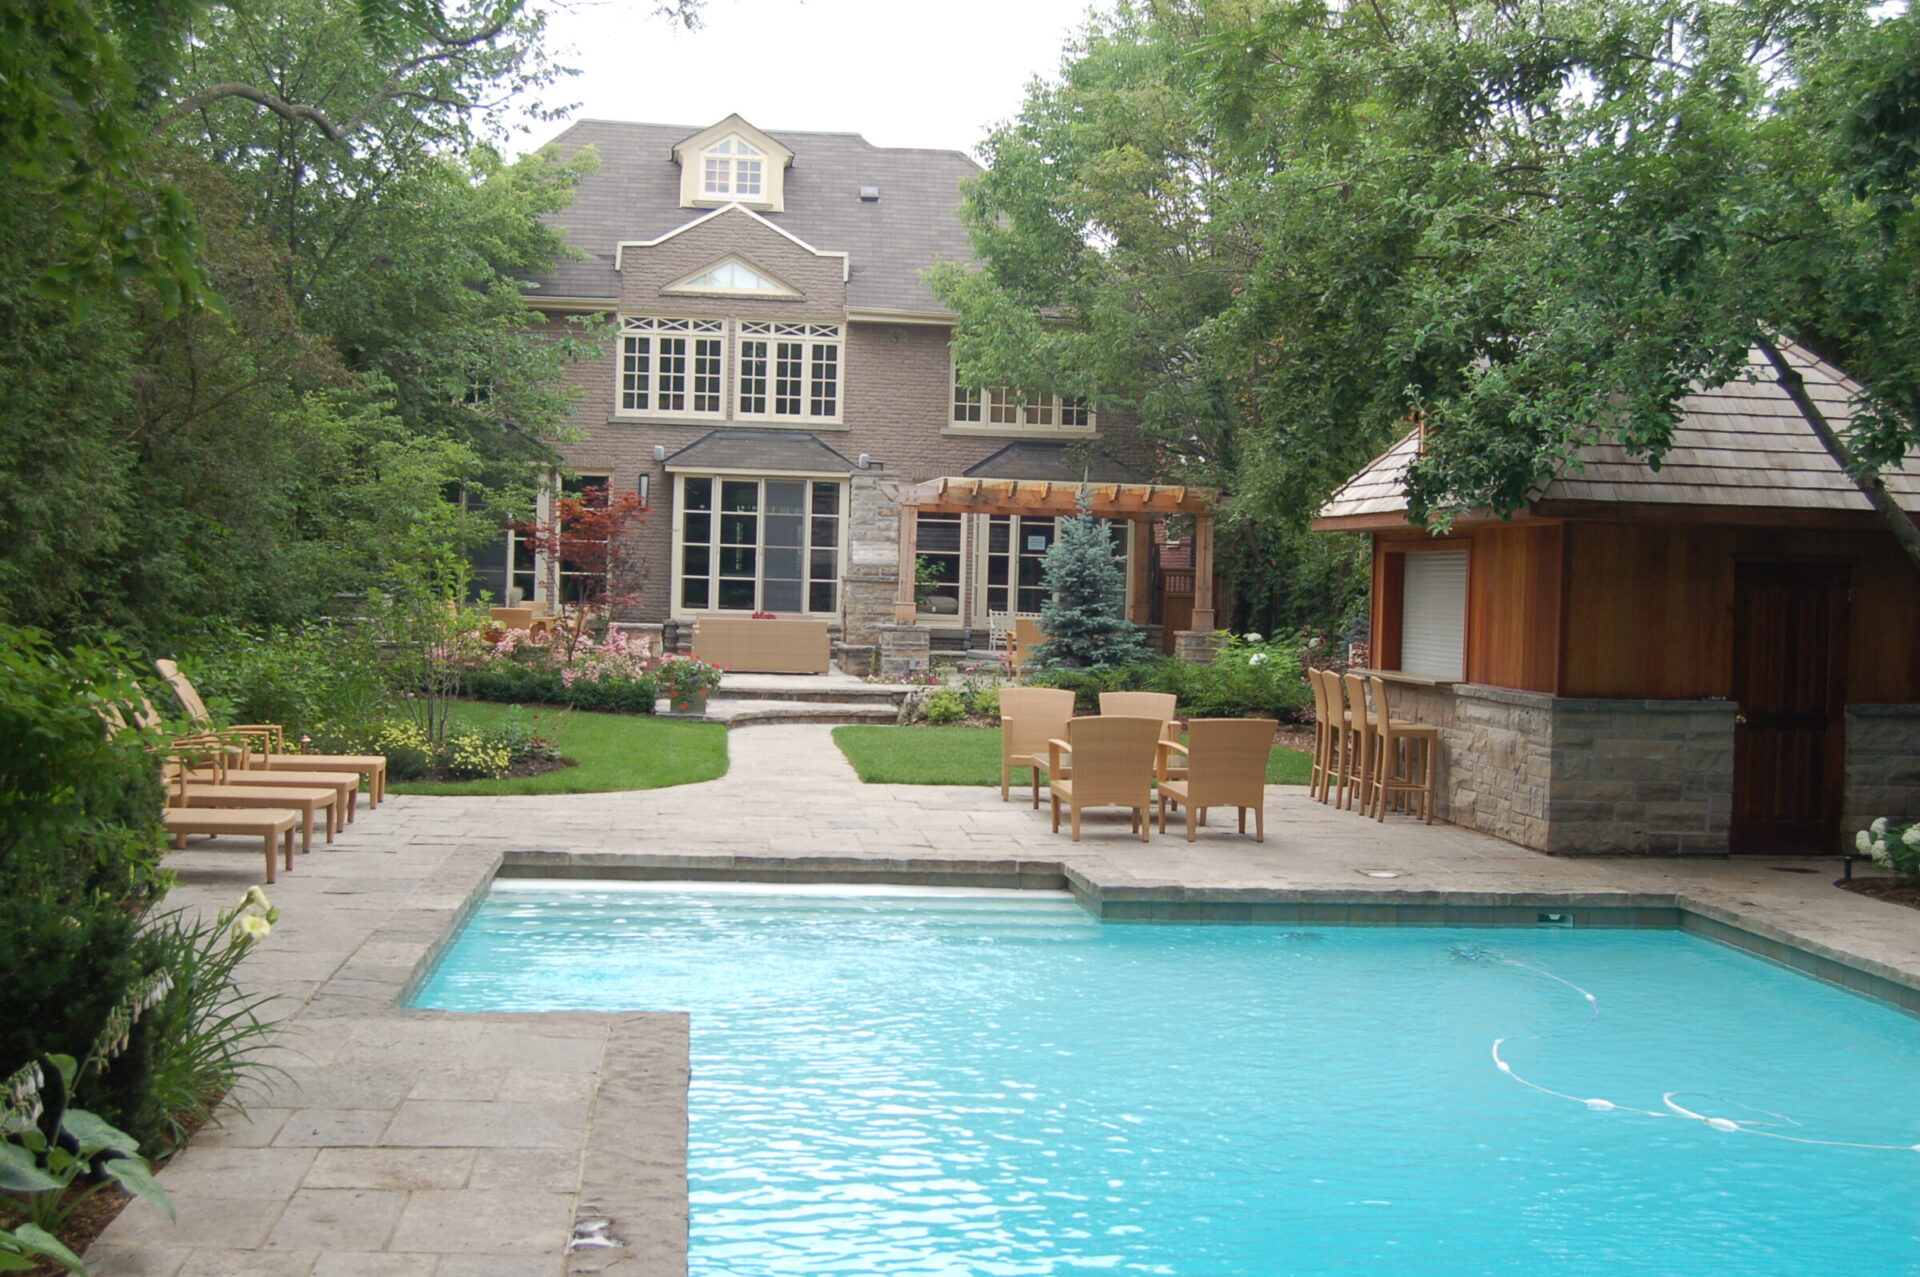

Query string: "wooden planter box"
[692, 615, 831, 674]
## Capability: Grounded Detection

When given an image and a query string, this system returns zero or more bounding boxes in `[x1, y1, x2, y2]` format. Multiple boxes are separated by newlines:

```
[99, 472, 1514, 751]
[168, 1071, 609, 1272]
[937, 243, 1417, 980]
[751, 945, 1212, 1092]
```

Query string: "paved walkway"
[88, 725, 1920, 1276]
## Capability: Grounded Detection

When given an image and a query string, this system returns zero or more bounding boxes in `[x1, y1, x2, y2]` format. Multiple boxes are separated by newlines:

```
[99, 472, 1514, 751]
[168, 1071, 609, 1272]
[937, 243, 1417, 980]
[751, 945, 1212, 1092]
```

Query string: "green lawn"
[390, 701, 728, 795]
[833, 724, 1313, 787]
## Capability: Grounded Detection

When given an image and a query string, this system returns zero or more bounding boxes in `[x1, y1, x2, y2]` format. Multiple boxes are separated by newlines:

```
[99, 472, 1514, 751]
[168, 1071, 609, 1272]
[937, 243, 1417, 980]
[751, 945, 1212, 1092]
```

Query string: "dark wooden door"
[1730, 562, 1850, 853]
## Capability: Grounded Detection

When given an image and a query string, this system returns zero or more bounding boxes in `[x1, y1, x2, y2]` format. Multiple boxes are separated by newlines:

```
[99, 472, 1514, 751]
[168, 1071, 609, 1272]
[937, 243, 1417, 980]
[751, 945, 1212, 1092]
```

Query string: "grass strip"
[390, 701, 728, 795]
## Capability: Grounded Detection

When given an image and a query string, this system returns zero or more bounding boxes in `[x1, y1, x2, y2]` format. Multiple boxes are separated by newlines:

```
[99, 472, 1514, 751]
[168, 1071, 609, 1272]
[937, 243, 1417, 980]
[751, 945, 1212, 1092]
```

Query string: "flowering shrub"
[1857, 817, 1920, 877]
[370, 720, 432, 780]
[462, 627, 658, 714]
[444, 730, 510, 780]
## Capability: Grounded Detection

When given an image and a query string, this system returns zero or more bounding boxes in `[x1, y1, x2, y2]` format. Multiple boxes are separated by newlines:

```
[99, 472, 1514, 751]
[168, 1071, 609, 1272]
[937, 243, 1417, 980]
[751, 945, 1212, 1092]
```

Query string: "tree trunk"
[1756, 335, 1920, 574]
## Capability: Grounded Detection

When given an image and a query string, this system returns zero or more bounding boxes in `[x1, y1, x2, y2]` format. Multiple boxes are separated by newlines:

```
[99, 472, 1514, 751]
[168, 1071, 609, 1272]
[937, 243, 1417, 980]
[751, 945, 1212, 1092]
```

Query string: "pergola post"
[1127, 518, 1152, 625]
[1190, 512, 1216, 633]
[893, 503, 919, 624]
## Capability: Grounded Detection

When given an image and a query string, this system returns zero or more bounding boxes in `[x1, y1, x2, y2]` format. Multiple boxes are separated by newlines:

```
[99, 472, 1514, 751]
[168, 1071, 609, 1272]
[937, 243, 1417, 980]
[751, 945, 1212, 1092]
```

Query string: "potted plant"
[656, 655, 725, 715]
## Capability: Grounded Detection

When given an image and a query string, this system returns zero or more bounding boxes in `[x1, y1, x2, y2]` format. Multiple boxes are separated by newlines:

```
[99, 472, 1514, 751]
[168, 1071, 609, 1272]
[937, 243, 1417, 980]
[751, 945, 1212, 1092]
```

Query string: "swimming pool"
[411, 883, 1920, 1274]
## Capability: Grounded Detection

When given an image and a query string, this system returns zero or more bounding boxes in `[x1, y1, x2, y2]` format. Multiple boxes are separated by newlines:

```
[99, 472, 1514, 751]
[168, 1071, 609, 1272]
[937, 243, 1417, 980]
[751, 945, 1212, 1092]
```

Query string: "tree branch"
[1756, 334, 1920, 573]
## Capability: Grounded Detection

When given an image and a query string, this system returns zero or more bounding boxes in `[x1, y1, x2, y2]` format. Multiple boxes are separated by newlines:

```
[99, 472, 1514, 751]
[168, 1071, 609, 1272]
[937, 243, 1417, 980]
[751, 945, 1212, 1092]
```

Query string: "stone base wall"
[1544, 696, 1735, 855]
[1173, 630, 1222, 664]
[1378, 684, 1735, 855]
[1844, 705, 1920, 836]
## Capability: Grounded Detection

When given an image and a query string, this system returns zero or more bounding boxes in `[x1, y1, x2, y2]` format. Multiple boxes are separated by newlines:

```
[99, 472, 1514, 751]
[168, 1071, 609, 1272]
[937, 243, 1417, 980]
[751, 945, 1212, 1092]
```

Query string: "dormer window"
[703, 138, 763, 199]
[673, 115, 792, 211]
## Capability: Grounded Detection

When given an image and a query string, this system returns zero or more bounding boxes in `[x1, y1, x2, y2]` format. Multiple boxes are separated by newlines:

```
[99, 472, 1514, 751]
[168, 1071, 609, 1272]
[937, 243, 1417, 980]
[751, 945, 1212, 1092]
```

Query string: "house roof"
[529, 119, 980, 315]
[662, 429, 862, 475]
[961, 441, 1147, 484]
[1316, 342, 1920, 527]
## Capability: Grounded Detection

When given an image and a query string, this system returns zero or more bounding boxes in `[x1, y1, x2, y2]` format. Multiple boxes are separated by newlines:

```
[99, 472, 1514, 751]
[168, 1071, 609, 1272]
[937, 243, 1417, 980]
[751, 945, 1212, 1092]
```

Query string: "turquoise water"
[411, 884, 1920, 1275]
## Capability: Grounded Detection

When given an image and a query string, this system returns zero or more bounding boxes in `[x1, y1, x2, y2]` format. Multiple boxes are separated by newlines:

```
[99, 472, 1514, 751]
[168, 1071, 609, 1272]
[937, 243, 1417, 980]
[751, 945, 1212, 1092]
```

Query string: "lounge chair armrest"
[227, 724, 284, 752]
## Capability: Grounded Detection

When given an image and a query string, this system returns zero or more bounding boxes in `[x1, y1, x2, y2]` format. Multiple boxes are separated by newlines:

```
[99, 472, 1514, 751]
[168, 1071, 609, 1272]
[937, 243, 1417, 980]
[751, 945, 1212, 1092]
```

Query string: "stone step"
[709, 684, 908, 706]
[702, 699, 900, 728]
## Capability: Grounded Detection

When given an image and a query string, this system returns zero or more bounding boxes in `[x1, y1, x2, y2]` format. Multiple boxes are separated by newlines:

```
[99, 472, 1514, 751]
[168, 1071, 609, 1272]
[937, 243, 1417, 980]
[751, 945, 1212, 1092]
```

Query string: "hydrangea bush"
[1857, 817, 1920, 877]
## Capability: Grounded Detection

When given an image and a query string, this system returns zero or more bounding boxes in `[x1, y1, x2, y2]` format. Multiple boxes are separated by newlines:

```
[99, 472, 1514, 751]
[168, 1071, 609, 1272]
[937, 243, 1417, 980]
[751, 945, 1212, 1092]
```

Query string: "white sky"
[517, 0, 1109, 157]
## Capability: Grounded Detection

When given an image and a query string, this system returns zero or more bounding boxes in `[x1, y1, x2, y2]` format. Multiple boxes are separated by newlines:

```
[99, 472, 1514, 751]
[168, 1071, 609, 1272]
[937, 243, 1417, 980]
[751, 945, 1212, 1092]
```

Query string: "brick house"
[1314, 342, 1920, 855]
[482, 114, 1213, 666]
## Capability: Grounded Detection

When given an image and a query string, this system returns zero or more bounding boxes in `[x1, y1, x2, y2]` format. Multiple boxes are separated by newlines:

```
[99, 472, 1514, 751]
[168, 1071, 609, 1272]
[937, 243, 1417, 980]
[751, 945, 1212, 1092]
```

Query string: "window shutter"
[1400, 551, 1467, 679]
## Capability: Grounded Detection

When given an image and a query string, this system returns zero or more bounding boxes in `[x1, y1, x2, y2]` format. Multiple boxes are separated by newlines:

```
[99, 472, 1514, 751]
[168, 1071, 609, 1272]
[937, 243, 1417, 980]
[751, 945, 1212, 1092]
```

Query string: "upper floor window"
[702, 138, 763, 200]
[616, 318, 841, 426]
[952, 364, 1095, 435]
[738, 322, 842, 424]
[619, 317, 727, 418]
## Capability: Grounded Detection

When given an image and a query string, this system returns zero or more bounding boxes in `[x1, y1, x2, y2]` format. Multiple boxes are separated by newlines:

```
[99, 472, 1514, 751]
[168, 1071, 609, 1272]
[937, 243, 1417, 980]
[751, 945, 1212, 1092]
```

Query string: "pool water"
[411, 884, 1920, 1274]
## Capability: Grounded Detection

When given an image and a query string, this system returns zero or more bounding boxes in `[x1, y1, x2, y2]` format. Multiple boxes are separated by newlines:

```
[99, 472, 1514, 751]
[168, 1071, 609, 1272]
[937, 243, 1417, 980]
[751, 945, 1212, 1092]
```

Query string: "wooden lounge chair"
[171, 736, 338, 855]
[1046, 715, 1163, 843]
[159, 763, 297, 884]
[1155, 718, 1274, 842]
[998, 686, 1077, 804]
[154, 660, 388, 805]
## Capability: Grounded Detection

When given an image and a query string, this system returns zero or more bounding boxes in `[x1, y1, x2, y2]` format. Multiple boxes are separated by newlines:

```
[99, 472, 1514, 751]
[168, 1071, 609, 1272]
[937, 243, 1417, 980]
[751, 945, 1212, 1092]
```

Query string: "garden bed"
[1837, 878, 1920, 911]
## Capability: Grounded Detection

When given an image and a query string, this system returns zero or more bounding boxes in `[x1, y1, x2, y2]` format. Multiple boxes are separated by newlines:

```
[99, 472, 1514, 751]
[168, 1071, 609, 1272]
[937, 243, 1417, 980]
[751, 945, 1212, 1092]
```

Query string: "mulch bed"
[410, 756, 577, 784]
[1836, 877, 1920, 911]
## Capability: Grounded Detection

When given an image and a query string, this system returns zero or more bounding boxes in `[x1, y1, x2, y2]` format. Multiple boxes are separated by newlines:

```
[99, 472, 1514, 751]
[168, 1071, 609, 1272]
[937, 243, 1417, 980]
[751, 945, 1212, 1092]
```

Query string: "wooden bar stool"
[1341, 671, 1379, 816]
[1368, 676, 1438, 823]
[1307, 670, 1335, 804]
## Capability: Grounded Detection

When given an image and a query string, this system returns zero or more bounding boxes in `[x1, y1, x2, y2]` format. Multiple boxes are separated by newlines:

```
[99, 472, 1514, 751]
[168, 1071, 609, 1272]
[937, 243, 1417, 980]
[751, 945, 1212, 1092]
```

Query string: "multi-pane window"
[984, 514, 1128, 614]
[916, 514, 964, 616]
[619, 318, 725, 417]
[952, 366, 1094, 432]
[737, 322, 842, 423]
[679, 476, 843, 615]
[702, 139, 763, 199]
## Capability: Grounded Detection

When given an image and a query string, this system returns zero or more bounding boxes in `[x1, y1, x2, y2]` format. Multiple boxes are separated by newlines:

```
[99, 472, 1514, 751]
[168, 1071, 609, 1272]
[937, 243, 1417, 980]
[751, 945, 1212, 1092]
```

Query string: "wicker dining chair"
[998, 686, 1077, 805]
[1155, 717, 1274, 842]
[1045, 715, 1164, 843]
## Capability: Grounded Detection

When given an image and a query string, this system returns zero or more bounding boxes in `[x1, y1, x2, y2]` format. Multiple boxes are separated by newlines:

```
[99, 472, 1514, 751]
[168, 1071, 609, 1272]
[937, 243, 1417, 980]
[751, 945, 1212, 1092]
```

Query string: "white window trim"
[700, 137, 766, 202]
[734, 321, 845, 427]
[947, 356, 1096, 438]
[614, 317, 728, 421]
[669, 472, 850, 621]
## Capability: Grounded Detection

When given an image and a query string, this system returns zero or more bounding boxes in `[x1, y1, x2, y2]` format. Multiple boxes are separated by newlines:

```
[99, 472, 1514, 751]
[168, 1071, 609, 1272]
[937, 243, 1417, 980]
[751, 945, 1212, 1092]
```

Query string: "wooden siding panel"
[1466, 523, 1563, 693]
[1562, 523, 1919, 702]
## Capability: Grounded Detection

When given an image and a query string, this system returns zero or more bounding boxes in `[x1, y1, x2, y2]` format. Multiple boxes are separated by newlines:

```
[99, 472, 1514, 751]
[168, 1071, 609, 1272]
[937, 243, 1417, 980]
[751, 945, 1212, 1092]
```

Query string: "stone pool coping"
[88, 724, 1920, 1276]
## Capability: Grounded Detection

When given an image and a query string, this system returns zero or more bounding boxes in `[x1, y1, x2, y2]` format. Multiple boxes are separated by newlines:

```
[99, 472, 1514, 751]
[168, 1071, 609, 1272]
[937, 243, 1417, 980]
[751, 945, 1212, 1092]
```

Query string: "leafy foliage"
[0, 629, 168, 906]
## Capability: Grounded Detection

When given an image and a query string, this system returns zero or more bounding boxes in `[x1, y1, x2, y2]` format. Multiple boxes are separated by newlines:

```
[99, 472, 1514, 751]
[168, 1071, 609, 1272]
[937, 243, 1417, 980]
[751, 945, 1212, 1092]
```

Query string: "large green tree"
[943, 0, 1920, 595]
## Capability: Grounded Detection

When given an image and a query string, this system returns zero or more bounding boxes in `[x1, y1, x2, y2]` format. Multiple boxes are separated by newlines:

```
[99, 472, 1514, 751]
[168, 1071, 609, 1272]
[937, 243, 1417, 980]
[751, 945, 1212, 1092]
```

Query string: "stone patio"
[87, 724, 1920, 1276]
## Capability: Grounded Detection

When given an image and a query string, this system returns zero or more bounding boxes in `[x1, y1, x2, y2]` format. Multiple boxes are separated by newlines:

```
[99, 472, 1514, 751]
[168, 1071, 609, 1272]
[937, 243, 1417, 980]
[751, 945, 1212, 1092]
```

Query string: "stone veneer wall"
[1381, 683, 1736, 855]
[1844, 705, 1920, 836]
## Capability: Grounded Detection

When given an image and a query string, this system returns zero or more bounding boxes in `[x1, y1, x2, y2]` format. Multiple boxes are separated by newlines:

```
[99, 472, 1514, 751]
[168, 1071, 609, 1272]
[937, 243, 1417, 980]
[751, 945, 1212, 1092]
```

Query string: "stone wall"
[1543, 697, 1735, 855]
[1379, 683, 1735, 855]
[841, 470, 901, 646]
[1844, 705, 1920, 837]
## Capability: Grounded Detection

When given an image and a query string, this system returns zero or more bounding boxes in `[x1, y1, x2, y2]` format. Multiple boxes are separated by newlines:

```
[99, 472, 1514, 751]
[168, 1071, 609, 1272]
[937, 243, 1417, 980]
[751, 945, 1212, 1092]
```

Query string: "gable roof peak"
[671, 114, 793, 167]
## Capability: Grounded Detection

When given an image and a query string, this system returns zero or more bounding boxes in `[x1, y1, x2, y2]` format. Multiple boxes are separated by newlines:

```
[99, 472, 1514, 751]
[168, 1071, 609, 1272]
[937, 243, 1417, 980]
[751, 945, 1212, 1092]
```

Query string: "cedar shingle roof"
[529, 119, 979, 315]
[1316, 342, 1920, 523]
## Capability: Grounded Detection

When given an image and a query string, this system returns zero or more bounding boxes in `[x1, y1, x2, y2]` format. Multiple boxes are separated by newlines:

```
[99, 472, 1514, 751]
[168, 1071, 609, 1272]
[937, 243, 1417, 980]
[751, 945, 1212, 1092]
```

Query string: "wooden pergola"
[881, 476, 1218, 630]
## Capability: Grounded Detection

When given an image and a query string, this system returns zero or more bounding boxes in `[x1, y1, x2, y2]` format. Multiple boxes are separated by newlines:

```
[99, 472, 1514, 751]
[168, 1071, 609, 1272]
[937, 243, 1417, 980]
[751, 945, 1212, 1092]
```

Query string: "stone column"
[879, 623, 931, 678]
[841, 471, 899, 647]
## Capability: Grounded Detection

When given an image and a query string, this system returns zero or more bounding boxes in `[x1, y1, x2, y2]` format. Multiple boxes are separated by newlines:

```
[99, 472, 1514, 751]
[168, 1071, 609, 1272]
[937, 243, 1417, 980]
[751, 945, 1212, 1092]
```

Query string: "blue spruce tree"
[1035, 492, 1152, 669]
